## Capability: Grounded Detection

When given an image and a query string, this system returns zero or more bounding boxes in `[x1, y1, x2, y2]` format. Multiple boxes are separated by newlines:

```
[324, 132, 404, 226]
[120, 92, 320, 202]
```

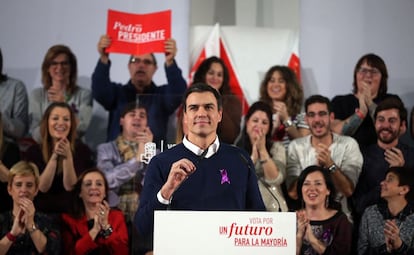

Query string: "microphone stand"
[239, 153, 282, 212]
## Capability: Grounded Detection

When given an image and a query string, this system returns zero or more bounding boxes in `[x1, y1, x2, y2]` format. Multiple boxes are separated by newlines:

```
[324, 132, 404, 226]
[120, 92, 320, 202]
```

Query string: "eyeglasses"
[306, 111, 329, 118]
[50, 61, 70, 67]
[357, 67, 381, 76]
[130, 57, 154, 65]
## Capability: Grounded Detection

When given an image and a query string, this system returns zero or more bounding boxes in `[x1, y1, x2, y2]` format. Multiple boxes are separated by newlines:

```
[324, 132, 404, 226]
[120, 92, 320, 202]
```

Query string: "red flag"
[287, 36, 301, 83]
[189, 24, 248, 114]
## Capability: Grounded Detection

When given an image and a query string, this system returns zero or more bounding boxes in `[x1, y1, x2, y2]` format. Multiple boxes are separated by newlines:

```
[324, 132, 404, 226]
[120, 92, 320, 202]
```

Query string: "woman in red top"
[61, 167, 128, 255]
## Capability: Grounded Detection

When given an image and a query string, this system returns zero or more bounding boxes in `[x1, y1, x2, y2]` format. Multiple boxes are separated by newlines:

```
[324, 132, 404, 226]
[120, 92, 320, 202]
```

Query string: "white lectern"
[154, 211, 296, 255]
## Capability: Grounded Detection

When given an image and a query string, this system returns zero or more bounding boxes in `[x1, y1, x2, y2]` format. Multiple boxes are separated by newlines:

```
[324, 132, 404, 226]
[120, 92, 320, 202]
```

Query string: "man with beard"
[286, 95, 363, 218]
[353, 97, 414, 224]
[92, 35, 187, 147]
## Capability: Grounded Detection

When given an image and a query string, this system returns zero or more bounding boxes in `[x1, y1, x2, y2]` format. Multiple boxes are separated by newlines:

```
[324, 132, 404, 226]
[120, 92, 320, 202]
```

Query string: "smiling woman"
[24, 102, 94, 214]
[61, 167, 129, 255]
[295, 165, 352, 255]
[0, 161, 61, 254]
[29, 44, 93, 143]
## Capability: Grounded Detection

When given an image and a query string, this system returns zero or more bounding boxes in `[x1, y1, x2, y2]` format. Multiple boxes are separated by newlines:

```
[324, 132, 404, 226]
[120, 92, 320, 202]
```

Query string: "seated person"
[235, 101, 288, 211]
[0, 48, 29, 142]
[97, 102, 154, 254]
[29, 44, 92, 143]
[0, 161, 60, 254]
[358, 166, 414, 254]
[296, 165, 352, 255]
[0, 112, 20, 213]
[61, 167, 129, 255]
[25, 102, 94, 213]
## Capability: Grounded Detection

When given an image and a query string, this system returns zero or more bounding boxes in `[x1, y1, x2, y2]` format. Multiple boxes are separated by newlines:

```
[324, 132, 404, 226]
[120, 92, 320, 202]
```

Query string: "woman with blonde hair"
[0, 161, 60, 254]
[25, 102, 94, 213]
[29, 44, 92, 143]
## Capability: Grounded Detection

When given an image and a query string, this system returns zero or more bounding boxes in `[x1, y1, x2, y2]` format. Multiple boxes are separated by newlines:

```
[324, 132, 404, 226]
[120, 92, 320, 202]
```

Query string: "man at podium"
[134, 83, 265, 252]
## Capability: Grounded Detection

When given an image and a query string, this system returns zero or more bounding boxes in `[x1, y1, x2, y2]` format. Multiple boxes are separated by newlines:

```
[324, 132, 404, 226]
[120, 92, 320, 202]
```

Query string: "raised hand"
[97, 35, 111, 57]
[164, 38, 177, 66]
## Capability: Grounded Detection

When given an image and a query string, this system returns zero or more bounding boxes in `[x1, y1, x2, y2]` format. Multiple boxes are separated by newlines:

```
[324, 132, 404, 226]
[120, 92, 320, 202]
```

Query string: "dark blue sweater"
[91, 59, 187, 146]
[134, 143, 266, 235]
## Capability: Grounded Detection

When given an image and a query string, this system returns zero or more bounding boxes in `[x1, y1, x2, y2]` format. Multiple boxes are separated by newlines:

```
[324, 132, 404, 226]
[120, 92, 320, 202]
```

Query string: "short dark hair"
[386, 166, 414, 201]
[71, 167, 109, 218]
[182, 82, 222, 112]
[121, 101, 147, 118]
[304, 94, 333, 113]
[296, 165, 341, 210]
[353, 53, 388, 97]
[374, 96, 407, 125]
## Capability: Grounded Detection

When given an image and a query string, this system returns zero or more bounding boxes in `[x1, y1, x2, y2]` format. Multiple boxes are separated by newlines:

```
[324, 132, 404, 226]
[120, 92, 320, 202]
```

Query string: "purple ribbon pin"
[220, 169, 230, 184]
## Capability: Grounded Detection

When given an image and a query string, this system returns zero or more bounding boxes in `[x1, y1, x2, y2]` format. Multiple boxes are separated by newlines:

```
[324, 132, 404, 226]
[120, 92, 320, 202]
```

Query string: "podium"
[154, 211, 296, 255]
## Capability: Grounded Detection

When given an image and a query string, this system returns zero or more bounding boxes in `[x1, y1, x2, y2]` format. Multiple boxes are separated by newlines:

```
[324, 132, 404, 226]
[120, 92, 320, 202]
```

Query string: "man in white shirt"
[286, 94, 363, 217]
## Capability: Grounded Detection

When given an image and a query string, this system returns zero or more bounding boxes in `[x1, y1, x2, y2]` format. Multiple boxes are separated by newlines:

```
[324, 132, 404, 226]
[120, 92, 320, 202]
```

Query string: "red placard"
[106, 9, 171, 55]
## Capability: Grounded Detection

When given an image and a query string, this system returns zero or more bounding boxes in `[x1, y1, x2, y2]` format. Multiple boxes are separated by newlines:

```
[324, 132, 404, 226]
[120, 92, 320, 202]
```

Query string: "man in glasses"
[92, 34, 187, 148]
[331, 53, 402, 150]
[286, 95, 362, 219]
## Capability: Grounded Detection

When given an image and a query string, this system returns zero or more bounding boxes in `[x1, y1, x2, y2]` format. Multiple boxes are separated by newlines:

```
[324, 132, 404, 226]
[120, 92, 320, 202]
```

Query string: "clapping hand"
[315, 143, 334, 168]
[384, 219, 403, 252]
[384, 147, 405, 167]
[47, 86, 65, 103]
[54, 137, 72, 159]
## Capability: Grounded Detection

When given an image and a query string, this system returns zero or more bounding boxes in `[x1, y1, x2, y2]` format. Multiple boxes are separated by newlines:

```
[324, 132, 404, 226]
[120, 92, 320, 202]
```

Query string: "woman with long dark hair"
[236, 101, 287, 212]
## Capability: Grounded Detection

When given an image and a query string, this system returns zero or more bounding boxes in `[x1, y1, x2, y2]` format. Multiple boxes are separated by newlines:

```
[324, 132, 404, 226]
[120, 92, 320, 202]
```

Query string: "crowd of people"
[1, 34, 414, 255]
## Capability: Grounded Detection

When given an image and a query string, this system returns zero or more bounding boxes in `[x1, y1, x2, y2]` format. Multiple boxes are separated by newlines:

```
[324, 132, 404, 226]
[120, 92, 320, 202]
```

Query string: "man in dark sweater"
[134, 83, 265, 241]
[92, 35, 187, 147]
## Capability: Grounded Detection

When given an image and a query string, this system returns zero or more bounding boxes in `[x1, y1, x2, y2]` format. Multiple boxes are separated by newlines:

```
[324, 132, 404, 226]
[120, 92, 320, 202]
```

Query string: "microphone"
[167, 149, 208, 210]
[239, 153, 282, 212]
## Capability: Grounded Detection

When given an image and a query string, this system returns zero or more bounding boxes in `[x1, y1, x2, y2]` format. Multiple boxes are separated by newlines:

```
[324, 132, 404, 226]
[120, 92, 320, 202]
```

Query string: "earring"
[325, 196, 329, 208]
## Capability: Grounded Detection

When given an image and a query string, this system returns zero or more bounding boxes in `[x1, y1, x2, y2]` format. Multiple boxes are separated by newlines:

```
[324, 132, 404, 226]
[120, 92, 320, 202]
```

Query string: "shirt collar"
[182, 136, 220, 158]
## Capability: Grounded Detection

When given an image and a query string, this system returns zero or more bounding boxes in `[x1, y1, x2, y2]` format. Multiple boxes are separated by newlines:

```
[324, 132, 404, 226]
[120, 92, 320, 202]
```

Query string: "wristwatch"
[29, 223, 38, 234]
[101, 225, 113, 239]
[283, 119, 294, 128]
[328, 164, 337, 173]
